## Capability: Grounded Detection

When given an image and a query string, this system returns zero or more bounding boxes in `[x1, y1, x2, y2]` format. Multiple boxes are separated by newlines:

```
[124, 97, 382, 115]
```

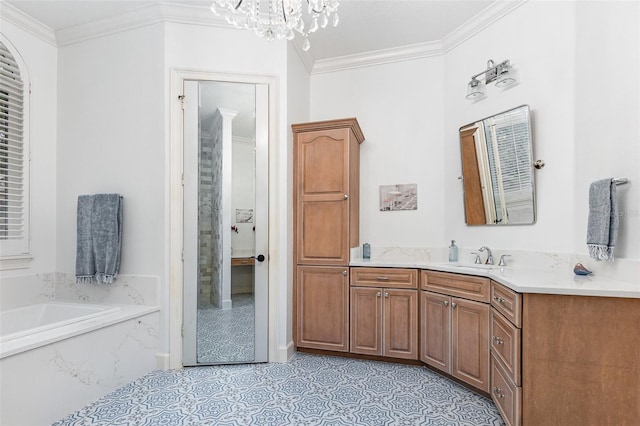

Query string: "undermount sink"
[448, 263, 496, 270]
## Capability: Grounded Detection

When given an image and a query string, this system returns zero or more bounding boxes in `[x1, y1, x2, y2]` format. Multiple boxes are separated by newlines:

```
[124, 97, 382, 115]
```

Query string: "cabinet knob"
[384, 292, 389, 298]
[342, 270, 348, 276]
[344, 194, 349, 200]
[376, 292, 381, 297]
[451, 302, 457, 308]
[443, 300, 449, 307]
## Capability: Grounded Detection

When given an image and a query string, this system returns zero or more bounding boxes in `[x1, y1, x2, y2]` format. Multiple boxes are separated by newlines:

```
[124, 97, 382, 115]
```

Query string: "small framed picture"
[235, 209, 254, 223]
[379, 184, 418, 211]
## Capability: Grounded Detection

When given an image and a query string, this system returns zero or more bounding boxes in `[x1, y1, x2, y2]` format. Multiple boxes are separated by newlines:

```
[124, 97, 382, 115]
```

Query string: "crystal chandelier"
[210, 0, 340, 51]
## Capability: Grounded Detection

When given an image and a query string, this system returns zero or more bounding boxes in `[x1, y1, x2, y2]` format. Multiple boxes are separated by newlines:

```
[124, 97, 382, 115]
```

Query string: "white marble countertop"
[350, 258, 640, 299]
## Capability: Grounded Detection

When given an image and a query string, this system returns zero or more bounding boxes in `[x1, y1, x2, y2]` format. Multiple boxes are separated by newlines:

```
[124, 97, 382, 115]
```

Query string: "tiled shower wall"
[198, 110, 224, 307]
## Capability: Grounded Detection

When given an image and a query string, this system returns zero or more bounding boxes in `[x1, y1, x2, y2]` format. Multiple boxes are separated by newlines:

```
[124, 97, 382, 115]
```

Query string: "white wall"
[57, 25, 166, 275]
[311, 1, 640, 261]
[0, 18, 58, 276]
[310, 56, 446, 248]
[572, 0, 640, 259]
[286, 46, 310, 352]
[443, 1, 578, 255]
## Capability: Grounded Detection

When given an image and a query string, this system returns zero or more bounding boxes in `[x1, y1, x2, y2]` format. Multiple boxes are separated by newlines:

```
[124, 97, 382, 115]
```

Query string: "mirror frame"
[459, 104, 536, 226]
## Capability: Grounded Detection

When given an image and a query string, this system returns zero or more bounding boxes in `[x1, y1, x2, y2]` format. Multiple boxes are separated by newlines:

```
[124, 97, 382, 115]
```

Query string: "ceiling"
[6, 0, 495, 63]
[4, 0, 496, 139]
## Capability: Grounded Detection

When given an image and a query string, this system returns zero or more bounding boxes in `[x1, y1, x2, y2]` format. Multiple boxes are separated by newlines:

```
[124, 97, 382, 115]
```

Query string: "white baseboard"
[277, 341, 295, 363]
[156, 352, 170, 370]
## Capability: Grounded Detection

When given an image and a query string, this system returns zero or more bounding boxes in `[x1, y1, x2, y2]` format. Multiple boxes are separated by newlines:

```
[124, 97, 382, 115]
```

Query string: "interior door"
[182, 80, 268, 365]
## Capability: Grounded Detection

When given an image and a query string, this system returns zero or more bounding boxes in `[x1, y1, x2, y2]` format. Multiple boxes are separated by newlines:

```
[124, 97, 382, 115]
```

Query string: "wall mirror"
[459, 105, 536, 225]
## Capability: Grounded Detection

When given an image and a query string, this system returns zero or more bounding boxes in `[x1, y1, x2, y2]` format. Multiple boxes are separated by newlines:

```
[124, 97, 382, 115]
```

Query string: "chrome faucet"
[479, 246, 494, 265]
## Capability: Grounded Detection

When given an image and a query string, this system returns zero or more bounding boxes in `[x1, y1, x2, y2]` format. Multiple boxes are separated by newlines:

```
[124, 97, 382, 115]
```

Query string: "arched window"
[0, 37, 30, 266]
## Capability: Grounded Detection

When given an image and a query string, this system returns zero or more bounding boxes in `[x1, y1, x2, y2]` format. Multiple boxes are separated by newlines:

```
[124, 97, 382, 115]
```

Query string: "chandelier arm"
[234, 0, 243, 11]
[281, 0, 288, 23]
[306, 0, 327, 14]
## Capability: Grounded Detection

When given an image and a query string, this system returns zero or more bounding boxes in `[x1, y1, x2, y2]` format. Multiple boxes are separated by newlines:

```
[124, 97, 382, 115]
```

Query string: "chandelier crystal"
[210, 0, 340, 51]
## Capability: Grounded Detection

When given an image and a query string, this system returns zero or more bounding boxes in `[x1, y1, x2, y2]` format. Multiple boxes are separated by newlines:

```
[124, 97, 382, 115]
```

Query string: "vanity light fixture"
[466, 59, 517, 100]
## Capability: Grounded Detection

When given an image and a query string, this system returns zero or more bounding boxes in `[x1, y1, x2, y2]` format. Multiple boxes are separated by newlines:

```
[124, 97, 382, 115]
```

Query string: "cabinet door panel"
[296, 266, 349, 351]
[452, 297, 490, 392]
[298, 199, 348, 264]
[384, 289, 418, 359]
[298, 128, 349, 197]
[420, 291, 451, 372]
[350, 287, 383, 356]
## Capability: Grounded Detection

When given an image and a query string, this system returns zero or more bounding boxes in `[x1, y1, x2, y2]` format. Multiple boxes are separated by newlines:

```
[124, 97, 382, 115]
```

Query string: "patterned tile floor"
[53, 353, 504, 426]
[197, 293, 255, 363]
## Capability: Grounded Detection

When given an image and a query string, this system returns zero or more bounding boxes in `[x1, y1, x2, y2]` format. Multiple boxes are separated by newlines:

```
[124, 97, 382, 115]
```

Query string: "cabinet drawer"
[491, 309, 521, 386]
[351, 267, 418, 289]
[491, 353, 522, 426]
[491, 281, 522, 328]
[422, 271, 490, 303]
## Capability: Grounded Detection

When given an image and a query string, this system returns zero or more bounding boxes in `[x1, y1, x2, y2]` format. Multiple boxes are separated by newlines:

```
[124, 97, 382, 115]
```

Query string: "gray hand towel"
[587, 179, 618, 262]
[76, 194, 123, 283]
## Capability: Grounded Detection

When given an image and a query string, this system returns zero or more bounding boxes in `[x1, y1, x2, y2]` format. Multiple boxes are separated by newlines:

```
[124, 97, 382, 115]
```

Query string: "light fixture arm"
[469, 59, 511, 84]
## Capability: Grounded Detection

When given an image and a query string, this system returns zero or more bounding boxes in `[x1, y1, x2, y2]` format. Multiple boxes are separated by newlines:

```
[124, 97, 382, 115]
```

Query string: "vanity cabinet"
[421, 271, 490, 393]
[523, 294, 640, 426]
[292, 118, 365, 351]
[490, 281, 522, 426]
[350, 267, 418, 360]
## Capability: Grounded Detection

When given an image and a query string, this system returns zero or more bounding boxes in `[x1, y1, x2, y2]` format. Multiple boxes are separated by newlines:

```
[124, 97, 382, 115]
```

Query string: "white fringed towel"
[75, 194, 123, 283]
[587, 179, 618, 262]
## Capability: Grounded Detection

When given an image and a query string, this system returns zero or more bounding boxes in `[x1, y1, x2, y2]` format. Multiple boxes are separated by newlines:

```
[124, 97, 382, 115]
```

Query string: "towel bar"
[612, 178, 629, 185]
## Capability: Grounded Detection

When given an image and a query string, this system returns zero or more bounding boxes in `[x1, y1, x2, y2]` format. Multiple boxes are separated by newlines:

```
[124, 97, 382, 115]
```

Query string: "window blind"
[0, 41, 24, 242]
[485, 109, 532, 198]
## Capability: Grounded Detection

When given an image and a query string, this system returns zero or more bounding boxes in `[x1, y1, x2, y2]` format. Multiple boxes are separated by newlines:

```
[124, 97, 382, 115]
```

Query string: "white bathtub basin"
[0, 301, 120, 343]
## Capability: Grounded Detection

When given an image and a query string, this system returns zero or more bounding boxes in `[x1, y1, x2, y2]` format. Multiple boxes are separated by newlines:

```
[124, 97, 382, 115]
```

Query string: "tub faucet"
[479, 246, 494, 265]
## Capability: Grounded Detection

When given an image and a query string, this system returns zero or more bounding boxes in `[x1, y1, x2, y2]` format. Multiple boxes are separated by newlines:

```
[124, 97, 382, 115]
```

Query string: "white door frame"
[169, 68, 281, 368]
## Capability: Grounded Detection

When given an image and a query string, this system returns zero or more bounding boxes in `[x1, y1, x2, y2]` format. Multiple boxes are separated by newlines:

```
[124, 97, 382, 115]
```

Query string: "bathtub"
[0, 300, 158, 360]
[0, 301, 160, 425]
[0, 301, 121, 343]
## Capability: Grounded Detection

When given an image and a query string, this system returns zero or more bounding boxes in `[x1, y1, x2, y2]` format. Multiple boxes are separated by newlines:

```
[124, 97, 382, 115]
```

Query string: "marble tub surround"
[1, 311, 160, 426]
[51, 272, 160, 306]
[0, 273, 162, 425]
[0, 273, 55, 310]
[1, 273, 159, 309]
[350, 246, 639, 298]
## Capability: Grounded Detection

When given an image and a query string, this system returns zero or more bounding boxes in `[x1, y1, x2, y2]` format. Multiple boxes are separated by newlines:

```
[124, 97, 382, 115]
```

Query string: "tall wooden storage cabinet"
[292, 118, 365, 351]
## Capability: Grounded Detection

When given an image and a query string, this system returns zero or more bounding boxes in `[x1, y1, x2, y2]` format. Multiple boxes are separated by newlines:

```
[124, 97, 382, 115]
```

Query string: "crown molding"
[0, 1, 56, 47]
[56, 1, 231, 47]
[310, 0, 529, 75]
[311, 40, 443, 75]
[441, 0, 529, 53]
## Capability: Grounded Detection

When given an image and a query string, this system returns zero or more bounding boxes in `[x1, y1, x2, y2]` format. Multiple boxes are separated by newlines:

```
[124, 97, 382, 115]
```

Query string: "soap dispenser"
[448, 240, 459, 262]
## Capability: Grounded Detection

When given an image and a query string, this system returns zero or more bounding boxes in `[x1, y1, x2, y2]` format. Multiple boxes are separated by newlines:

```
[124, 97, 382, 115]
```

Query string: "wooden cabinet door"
[451, 297, 490, 392]
[420, 291, 451, 372]
[384, 289, 418, 360]
[296, 266, 350, 352]
[296, 128, 350, 265]
[350, 287, 383, 356]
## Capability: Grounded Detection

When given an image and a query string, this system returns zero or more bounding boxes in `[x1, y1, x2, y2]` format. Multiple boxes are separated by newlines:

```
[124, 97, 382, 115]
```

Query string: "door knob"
[256, 254, 265, 262]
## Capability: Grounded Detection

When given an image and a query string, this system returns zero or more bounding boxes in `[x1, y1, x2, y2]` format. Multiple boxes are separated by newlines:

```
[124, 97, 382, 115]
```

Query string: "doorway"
[182, 80, 269, 365]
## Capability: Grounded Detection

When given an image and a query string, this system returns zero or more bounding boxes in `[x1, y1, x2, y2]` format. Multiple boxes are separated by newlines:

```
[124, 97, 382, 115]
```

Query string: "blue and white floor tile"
[53, 353, 504, 425]
[197, 293, 255, 363]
